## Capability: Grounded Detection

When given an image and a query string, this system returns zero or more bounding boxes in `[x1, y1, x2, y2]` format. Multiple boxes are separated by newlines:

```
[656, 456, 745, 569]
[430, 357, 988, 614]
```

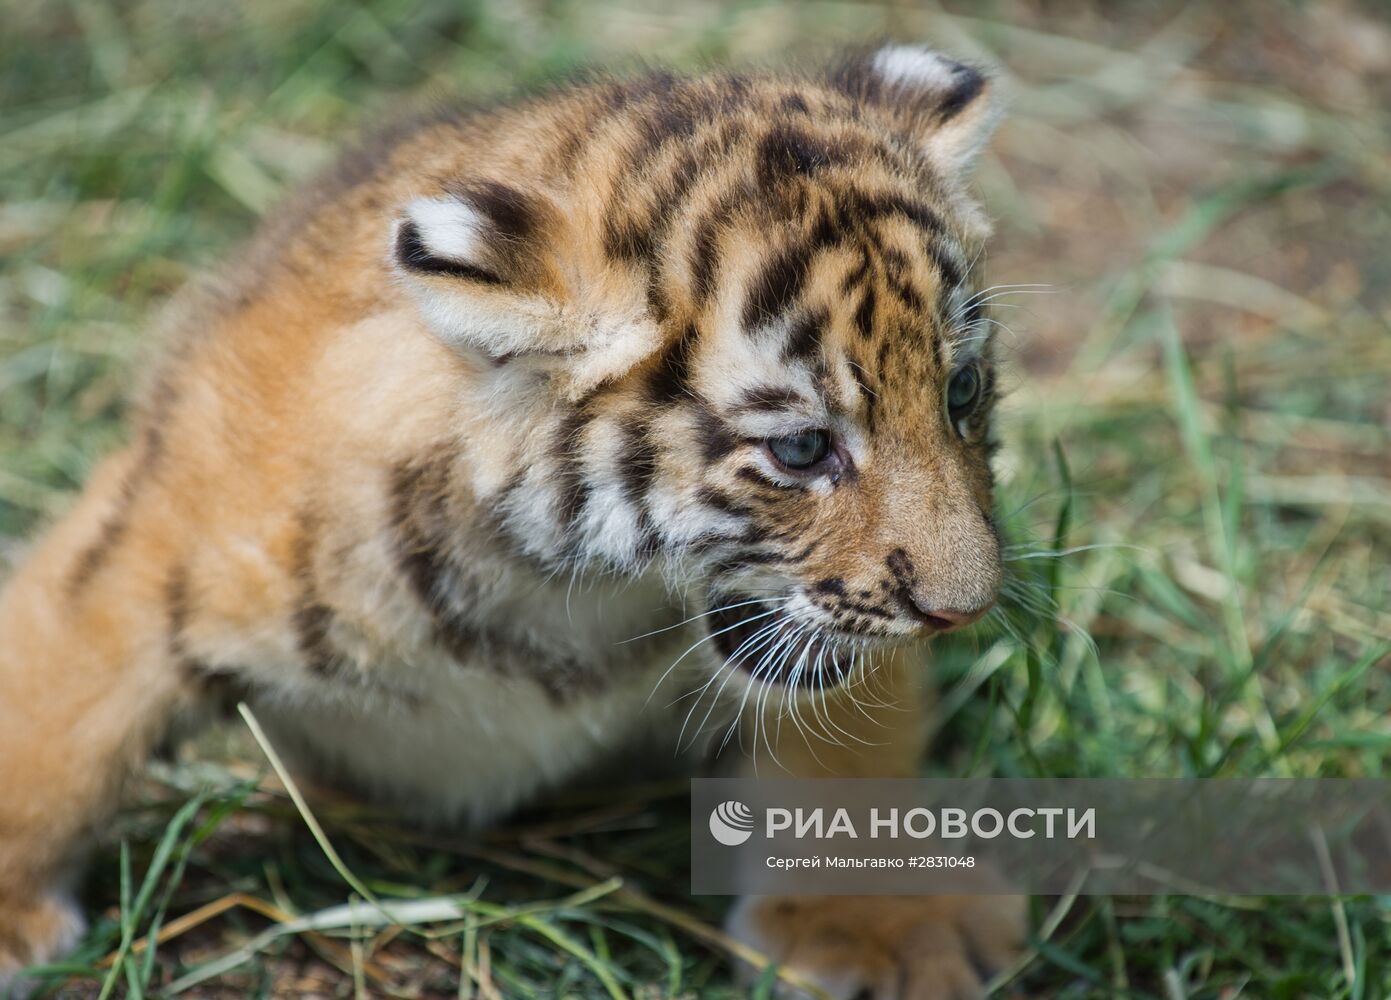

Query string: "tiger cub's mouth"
[707, 597, 855, 689]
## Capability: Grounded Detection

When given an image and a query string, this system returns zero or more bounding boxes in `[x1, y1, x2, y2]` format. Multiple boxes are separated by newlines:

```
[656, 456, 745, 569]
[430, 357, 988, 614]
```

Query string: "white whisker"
[646, 604, 788, 709]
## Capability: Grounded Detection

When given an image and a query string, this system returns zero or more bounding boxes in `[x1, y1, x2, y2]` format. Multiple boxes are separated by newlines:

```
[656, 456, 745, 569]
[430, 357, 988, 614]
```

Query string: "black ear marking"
[936, 63, 985, 121]
[393, 219, 503, 285]
[393, 183, 553, 288]
[460, 181, 537, 243]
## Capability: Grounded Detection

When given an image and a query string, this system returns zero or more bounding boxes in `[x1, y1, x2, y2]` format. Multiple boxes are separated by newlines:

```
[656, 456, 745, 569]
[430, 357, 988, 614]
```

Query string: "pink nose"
[899, 596, 991, 633]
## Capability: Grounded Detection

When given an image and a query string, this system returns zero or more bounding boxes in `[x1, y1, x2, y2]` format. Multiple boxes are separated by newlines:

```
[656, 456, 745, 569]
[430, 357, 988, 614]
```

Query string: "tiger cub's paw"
[728, 894, 1026, 1000]
[0, 892, 86, 996]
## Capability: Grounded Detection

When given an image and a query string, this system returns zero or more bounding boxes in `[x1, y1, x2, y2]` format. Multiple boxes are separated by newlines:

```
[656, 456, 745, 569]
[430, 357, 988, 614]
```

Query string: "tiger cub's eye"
[947, 363, 982, 419]
[766, 429, 831, 470]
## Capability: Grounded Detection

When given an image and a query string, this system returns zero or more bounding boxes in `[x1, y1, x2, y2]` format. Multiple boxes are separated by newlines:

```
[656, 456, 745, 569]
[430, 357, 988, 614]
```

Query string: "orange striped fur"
[0, 45, 1021, 997]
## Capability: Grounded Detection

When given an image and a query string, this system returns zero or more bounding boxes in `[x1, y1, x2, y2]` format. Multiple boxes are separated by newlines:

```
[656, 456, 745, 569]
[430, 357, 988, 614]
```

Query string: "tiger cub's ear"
[392, 182, 563, 355]
[832, 44, 1002, 179]
[391, 182, 658, 396]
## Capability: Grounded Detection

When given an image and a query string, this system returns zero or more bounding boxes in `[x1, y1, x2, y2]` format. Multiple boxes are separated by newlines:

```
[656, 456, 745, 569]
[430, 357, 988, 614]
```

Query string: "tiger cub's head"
[392, 45, 1006, 688]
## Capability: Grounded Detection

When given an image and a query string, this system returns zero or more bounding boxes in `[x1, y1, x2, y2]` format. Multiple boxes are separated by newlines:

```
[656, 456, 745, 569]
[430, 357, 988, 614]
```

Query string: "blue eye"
[947, 363, 981, 418]
[766, 430, 831, 470]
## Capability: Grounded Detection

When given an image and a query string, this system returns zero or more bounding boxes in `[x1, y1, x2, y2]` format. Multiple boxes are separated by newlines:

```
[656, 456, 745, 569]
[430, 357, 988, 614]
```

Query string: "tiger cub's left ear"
[833, 44, 1003, 178]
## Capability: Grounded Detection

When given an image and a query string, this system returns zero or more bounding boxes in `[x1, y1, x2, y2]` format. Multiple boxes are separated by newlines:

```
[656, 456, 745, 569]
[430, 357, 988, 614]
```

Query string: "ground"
[2, 0, 1389, 997]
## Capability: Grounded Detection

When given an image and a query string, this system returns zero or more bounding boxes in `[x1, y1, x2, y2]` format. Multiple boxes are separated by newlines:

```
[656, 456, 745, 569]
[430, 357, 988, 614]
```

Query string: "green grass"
[3, 0, 1390, 996]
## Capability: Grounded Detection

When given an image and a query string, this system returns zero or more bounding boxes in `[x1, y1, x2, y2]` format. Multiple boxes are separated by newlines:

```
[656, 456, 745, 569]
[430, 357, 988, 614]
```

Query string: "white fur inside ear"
[873, 45, 963, 90]
[409, 285, 562, 357]
[403, 196, 485, 263]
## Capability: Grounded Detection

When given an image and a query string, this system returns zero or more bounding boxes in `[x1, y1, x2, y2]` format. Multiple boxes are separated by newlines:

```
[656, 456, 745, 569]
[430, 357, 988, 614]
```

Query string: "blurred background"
[2, 1, 1389, 996]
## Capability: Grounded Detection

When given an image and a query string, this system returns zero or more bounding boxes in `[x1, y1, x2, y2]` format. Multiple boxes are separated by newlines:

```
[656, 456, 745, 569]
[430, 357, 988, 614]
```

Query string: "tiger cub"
[0, 44, 1023, 998]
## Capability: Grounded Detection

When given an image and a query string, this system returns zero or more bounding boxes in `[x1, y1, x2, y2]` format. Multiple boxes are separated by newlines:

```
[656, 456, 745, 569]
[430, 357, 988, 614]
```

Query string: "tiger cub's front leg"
[727, 647, 1026, 1000]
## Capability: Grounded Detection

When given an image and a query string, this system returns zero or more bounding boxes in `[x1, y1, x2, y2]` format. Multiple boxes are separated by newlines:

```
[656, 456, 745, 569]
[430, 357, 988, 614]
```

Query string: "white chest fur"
[252, 652, 680, 824]
[251, 557, 710, 825]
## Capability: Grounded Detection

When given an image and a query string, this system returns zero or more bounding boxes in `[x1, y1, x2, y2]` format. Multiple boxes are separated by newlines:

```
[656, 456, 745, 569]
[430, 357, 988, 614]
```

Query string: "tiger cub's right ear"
[394, 183, 554, 290]
[390, 183, 574, 359]
[390, 183, 662, 397]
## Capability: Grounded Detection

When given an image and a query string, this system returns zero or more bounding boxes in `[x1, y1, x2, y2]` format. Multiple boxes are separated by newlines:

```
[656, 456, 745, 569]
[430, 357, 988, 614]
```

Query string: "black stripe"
[840, 250, 870, 294]
[290, 510, 338, 678]
[782, 307, 827, 362]
[67, 488, 136, 597]
[756, 123, 850, 188]
[619, 421, 661, 557]
[548, 84, 628, 175]
[697, 486, 753, 518]
[889, 274, 925, 314]
[734, 385, 807, 413]
[827, 53, 886, 107]
[841, 188, 965, 294]
[293, 602, 336, 677]
[721, 548, 787, 566]
[880, 246, 928, 313]
[853, 284, 876, 338]
[646, 323, 698, 404]
[887, 547, 916, 582]
[924, 243, 964, 295]
[835, 188, 947, 239]
[603, 215, 654, 262]
[695, 407, 738, 464]
[390, 458, 456, 617]
[647, 144, 706, 226]
[552, 411, 594, 530]
[67, 382, 173, 596]
[620, 425, 659, 504]
[392, 455, 487, 626]
[492, 468, 527, 518]
[741, 240, 811, 330]
[734, 464, 795, 490]
[872, 192, 947, 238]
[780, 93, 809, 114]
[646, 266, 671, 324]
[390, 457, 505, 671]
[460, 181, 536, 242]
[688, 179, 754, 306]
[689, 209, 722, 305]
[806, 202, 843, 254]
[616, 74, 687, 179]
[830, 50, 984, 126]
[166, 564, 193, 658]
[606, 101, 728, 266]
[721, 537, 819, 568]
